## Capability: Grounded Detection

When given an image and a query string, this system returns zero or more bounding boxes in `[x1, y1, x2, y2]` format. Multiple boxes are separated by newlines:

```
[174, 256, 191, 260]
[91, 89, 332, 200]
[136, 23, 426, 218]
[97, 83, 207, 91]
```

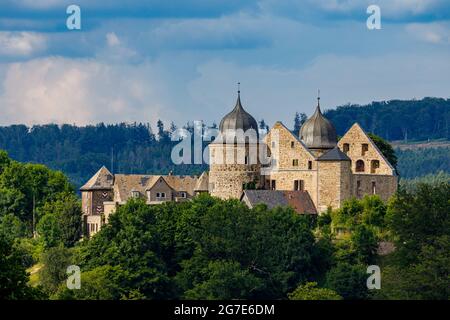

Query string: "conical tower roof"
[299, 97, 337, 149]
[219, 90, 258, 138]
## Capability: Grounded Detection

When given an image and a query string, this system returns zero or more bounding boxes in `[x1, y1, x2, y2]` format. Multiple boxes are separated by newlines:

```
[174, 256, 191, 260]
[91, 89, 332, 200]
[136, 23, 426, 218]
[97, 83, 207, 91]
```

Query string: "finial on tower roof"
[317, 89, 321, 106]
[238, 82, 241, 95]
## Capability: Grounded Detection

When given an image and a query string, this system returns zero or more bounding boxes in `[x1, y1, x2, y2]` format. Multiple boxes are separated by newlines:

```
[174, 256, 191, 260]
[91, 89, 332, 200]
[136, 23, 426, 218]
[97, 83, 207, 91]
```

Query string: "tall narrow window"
[294, 180, 304, 191]
[291, 141, 295, 148]
[371, 160, 380, 173]
[362, 143, 369, 156]
[343, 143, 350, 154]
[271, 180, 276, 190]
[308, 161, 313, 170]
[372, 181, 376, 195]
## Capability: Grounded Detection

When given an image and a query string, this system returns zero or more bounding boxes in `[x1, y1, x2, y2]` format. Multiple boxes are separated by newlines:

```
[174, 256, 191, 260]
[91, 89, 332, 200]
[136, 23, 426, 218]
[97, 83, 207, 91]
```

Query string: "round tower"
[299, 95, 337, 157]
[209, 87, 260, 199]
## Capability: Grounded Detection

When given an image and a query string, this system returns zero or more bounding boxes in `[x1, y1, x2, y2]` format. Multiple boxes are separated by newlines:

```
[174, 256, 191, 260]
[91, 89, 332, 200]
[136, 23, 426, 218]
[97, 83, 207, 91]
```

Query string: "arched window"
[356, 160, 365, 172]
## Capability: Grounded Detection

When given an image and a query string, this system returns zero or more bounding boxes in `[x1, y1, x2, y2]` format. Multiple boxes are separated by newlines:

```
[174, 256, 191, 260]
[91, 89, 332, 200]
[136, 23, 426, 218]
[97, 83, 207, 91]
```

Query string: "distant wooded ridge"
[0, 97, 448, 187]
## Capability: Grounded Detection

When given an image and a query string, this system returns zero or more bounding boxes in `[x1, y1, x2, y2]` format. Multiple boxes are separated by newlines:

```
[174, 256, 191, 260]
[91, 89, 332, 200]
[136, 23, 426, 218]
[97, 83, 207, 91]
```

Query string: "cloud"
[0, 57, 178, 126]
[0, 31, 46, 57]
[187, 52, 450, 125]
[406, 22, 450, 44]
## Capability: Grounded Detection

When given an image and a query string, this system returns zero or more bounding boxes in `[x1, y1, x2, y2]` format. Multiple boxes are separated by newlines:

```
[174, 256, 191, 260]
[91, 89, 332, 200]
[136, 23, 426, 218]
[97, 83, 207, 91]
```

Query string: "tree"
[259, 119, 269, 133]
[183, 260, 262, 300]
[293, 112, 307, 134]
[39, 246, 73, 294]
[325, 263, 368, 300]
[367, 133, 397, 169]
[39, 194, 82, 247]
[0, 233, 43, 299]
[350, 225, 378, 265]
[288, 282, 342, 300]
[55, 265, 128, 300]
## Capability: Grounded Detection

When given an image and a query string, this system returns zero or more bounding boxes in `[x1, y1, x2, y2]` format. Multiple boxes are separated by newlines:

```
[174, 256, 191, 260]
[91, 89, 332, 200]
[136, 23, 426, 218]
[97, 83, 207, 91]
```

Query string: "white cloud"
[406, 22, 450, 44]
[106, 32, 120, 47]
[0, 32, 47, 57]
[0, 57, 178, 126]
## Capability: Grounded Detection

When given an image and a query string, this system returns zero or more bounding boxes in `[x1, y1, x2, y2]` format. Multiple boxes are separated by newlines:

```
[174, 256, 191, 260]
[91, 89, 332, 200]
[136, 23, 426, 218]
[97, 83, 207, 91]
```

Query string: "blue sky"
[0, 0, 449, 128]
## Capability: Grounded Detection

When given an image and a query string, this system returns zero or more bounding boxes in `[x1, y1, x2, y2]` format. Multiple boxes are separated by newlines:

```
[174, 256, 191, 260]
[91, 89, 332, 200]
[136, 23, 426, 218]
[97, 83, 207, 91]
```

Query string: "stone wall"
[338, 123, 394, 175]
[352, 174, 398, 202]
[209, 142, 260, 199]
[317, 161, 352, 213]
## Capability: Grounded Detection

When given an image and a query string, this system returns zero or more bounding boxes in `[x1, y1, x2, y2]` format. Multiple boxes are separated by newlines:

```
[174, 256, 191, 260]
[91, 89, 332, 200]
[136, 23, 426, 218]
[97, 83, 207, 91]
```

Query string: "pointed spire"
[235, 82, 243, 110]
[314, 89, 322, 115]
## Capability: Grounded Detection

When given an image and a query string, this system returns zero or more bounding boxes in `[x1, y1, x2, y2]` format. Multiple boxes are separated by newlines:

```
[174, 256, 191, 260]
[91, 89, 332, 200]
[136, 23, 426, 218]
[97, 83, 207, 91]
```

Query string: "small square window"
[180, 192, 186, 198]
[293, 159, 299, 166]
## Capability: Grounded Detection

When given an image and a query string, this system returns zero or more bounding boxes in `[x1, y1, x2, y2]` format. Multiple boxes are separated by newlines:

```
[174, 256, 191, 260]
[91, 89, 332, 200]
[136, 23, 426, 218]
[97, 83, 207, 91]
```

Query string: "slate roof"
[112, 173, 201, 203]
[241, 190, 317, 214]
[80, 166, 114, 191]
[299, 103, 337, 149]
[219, 92, 259, 139]
[317, 147, 351, 161]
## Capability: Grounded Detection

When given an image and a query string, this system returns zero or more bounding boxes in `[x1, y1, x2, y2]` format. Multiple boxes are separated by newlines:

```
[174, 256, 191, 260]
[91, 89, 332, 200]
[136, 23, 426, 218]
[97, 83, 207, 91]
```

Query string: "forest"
[0, 145, 448, 300]
[0, 97, 448, 189]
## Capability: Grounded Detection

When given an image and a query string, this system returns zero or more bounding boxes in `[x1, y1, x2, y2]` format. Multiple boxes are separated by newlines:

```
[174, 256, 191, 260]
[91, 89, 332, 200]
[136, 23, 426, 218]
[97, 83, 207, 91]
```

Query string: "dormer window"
[180, 192, 186, 198]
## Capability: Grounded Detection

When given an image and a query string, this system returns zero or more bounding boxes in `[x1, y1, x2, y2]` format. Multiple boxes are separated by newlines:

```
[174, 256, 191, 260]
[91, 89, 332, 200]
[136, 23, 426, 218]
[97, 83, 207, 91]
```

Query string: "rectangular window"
[271, 180, 276, 190]
[372, 181, 376, 195]
[292, 159, 299, 166]
[294, 180, 304, 191]
[291, 141, 295, 148]
[161, 192, 166, 198]
[308, 161, 313, 170]
[343, 143, 350, 153]
[245, 156, 249, 165]
[362, 143, 369, 156]
[180, 192, 186, 198]
[156, 192, 161, 198]
[271, 141, 275, 148]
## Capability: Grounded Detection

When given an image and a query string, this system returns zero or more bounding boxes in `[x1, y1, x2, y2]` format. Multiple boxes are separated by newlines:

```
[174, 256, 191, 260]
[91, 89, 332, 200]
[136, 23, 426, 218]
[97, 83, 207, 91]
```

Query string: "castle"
[81, 91, 398, 237]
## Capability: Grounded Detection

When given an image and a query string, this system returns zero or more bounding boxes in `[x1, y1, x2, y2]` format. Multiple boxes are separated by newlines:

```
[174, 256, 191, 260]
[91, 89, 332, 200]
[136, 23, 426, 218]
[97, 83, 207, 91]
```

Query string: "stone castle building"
[81, 91, 397, 236]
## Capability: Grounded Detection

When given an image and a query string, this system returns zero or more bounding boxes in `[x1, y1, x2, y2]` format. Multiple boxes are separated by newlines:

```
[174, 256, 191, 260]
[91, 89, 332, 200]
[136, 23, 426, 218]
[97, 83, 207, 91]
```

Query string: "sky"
[0, 0, 449, 128]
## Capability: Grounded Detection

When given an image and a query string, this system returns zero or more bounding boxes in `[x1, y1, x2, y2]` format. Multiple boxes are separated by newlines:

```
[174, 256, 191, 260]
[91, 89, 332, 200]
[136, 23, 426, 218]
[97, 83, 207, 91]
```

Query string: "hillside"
[0, 97, 448, 188]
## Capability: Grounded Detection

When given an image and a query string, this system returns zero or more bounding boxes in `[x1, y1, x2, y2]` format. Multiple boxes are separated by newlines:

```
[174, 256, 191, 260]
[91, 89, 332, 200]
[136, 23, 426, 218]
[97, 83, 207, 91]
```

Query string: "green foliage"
[38, 194, 82, 248]
[385, 182, 450, 266]
[183, 260, 263, 300]
[76, 195, 325, 300]
[325, 263, 368, 300]
[367, 133, 398, 169]
[288, 282, 342, 300]
[396, 147, 450, 178]
[55, 265, 129, 300]
[0, 232, 44, 299]
[400, 171, 450, 192]
[39, 246, 73, 294]
[325, 97, 450, 141]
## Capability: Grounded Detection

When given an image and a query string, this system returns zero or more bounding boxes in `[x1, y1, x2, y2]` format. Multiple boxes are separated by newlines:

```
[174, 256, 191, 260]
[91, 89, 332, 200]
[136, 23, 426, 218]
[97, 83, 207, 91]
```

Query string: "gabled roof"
[80, 166, 114, 191]
[269, 121, 316, 159]
[344, 123, 396, 173]
[241, 190, 317, 214]
[318, 147, 351, 161]
[113, 174, 201, 203]
[194, 171, 209, 191]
